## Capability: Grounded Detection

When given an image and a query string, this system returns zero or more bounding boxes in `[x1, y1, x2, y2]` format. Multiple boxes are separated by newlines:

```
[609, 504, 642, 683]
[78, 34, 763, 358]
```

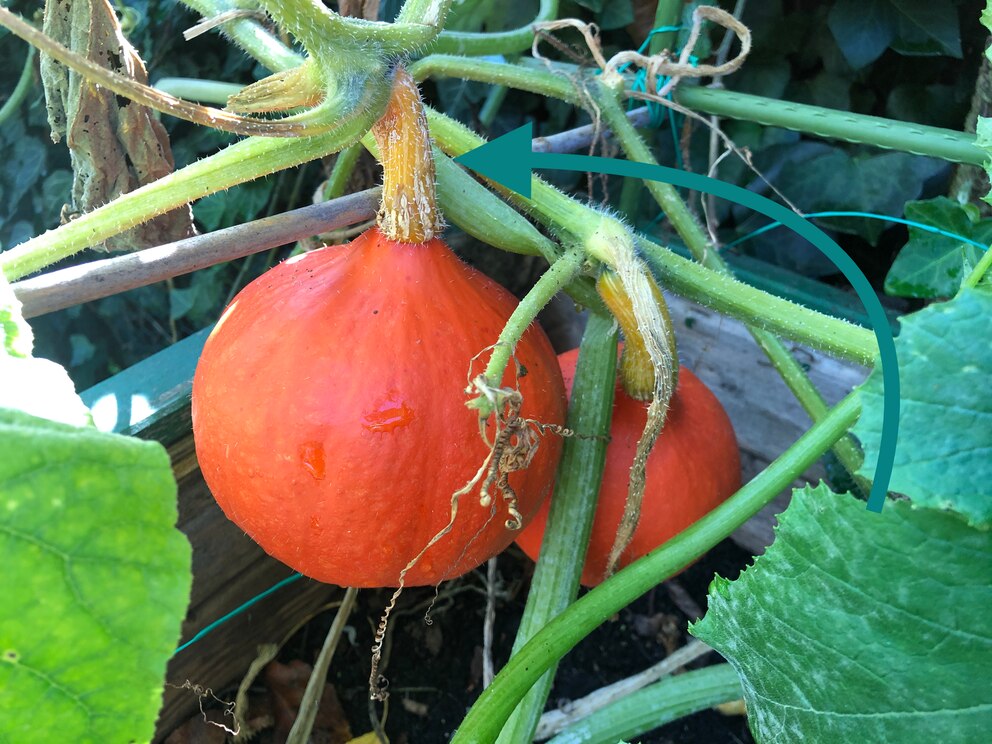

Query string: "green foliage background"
[0, 0, 986, 391]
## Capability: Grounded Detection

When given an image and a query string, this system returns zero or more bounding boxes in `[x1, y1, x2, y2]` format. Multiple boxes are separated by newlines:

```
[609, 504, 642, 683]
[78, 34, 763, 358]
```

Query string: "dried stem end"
[597, 268, 678, 401]
[226, 61, 324, 113]
[371, 66, 443, 243]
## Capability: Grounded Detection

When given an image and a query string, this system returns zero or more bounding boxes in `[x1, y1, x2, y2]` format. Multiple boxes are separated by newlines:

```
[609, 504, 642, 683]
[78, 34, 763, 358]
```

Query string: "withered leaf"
[41, 0, 195, 252]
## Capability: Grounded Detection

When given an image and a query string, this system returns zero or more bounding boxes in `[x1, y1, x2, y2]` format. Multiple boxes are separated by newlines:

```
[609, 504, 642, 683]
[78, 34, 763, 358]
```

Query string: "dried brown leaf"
[41, 0, 194, 252]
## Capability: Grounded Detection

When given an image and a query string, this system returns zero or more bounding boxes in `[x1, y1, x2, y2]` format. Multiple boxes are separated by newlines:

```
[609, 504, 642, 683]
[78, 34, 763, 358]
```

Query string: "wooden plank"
[80, 335, 344, 739]
[155, 455, 342, 740]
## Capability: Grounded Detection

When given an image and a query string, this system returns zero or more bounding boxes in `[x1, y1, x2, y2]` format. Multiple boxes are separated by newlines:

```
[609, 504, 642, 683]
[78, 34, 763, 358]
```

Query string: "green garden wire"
[173, 572, 303, 655]
[724, 211, 990, 252]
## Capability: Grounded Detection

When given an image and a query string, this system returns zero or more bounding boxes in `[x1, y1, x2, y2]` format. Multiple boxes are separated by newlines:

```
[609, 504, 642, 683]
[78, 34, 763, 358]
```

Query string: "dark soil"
[268, 538, 756, 743]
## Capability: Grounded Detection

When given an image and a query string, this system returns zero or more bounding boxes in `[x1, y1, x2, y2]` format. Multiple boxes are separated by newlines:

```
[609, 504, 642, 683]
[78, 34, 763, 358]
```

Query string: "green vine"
[451, 392, 862, 742]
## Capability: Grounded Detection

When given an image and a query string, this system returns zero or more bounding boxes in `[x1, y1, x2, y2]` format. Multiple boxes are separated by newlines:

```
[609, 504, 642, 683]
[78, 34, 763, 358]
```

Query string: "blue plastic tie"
[174, 572, 304, 655]
[724, 211, 990, 252]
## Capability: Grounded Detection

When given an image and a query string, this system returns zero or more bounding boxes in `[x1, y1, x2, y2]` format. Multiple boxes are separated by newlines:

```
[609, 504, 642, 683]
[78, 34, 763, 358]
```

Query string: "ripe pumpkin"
[192, 227, 567, 587]
[515, 347, 741, 587]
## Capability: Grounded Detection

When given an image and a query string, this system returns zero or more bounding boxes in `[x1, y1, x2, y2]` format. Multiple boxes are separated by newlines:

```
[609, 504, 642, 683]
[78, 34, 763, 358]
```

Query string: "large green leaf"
[0, 277, 192, 743]
[691, 485, 992, 743]
[889, 0, 963, 58]
[884, 197, 989, 299]
[854, 289, 992, 526]
[828, 0, 897, 69]
[772, 149, 942, 247]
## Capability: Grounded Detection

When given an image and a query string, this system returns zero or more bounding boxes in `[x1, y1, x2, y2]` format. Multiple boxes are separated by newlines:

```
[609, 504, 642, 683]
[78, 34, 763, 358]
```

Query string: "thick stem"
[0, 44, 35, 126]
[450, 392, 862, 743]
[961, 246, 992, 290]
[179, 0, 303, 71]
[535, 640, 714, 739]
[257, 0, 452, 56]
[616, 0, 683, 217]
[395, 0, 453, 29]
[544, 665, 742, 744]
[410, 54, 578, 102]
[673, 85, 987, 166]
[495, 311, 618, 744]
[371, 66, 443, 243]
[1, 81, 390, 280]
[636, 236, 876, 365]
[255, 0, 352, 55]
[477, 247, 585, 403]
[417, 53, 985, 166]
[430, 0, 559, 55]
[152, 77, 242, 103]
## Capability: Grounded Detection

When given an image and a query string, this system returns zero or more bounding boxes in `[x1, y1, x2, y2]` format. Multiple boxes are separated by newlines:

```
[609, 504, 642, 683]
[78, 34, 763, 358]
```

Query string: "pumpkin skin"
[515, 347, 741, 587]
[192, 228, 566, 587]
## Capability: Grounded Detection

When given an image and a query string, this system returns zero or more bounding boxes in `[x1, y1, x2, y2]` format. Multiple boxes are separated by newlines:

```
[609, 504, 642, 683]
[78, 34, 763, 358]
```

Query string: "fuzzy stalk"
[430, 0, 559, 55]
[179, 0, 304, 71]
[472, 247, 585, 417]
[593, 81, 869, 483]
[495, 311, 618, 744]
[371, 66, 443, 243]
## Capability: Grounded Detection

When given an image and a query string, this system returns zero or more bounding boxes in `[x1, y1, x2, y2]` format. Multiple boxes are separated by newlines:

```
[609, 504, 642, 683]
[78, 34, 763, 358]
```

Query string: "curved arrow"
[457, 123, 897, 513]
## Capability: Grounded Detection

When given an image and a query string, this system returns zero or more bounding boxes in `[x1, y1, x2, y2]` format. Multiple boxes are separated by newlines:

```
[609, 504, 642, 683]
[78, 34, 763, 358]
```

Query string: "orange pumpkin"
[515, 347, 741, 587]
[192, 227, 566, 587]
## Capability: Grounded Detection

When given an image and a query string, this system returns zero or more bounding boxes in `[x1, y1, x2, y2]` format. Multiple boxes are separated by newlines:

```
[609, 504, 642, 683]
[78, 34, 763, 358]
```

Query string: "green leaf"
[854, 289, 992, 526]
[885, 197, 988, 298]
[889, 0, 963, 58]
[729, 59, 791, 100]
[193, 177, 273, 232]
[597, 0, 633, 31]
[691, 486, 992, 743]
[0, 137, 46, 213]
[774, 149, 942, 245]
[0, 410, 192, 744]
[828, 0, 897, 69]
[169, 265, 227, 325]
[0, 276, 90, 426]
[886, 83, 962, 128]
[0, 274, 192, 743]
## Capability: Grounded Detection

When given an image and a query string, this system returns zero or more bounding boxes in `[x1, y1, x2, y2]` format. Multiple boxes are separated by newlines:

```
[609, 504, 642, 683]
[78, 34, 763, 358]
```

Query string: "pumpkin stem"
[371, 65, 444, 243]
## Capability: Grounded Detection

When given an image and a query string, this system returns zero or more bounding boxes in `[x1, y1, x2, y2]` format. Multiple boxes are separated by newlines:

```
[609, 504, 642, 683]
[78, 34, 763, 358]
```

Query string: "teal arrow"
[457, 123, 898, 514]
